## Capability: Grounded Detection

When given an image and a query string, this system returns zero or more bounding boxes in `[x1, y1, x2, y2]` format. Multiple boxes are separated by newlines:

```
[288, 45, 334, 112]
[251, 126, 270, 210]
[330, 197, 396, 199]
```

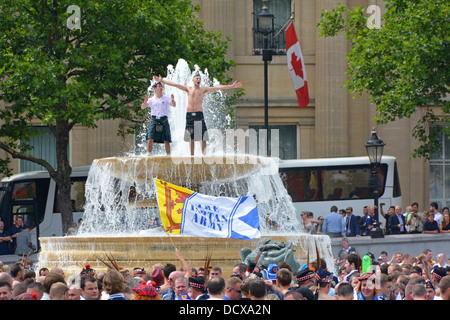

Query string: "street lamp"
[256, 0, 275, 153]
[365, 128, 385, 238]
[256, 0, 275, 33]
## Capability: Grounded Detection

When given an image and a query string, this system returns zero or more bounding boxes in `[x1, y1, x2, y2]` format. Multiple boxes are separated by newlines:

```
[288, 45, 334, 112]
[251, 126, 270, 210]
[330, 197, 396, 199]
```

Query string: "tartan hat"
[151, 268, 164, 286]
[15, 293, 37, 300]
[425, 280, 435, 290]
[296, 269, 315, 283]
[189, 276, 206, 291]
[315, 269, 333, 283]
[80, 264, 96, 279]
[431, 267, 446, 281]
[133, 267, 146, 276]
[132, 281, 159, 298]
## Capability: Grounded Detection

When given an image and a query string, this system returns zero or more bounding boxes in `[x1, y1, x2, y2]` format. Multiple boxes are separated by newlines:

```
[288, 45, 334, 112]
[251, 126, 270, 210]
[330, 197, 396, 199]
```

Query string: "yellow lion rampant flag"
[154, 179, 194, 234]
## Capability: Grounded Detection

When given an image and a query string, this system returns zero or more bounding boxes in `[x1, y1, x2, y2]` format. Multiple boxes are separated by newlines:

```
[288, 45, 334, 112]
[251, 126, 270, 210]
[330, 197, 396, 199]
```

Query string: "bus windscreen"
[280, 164, 387, 202]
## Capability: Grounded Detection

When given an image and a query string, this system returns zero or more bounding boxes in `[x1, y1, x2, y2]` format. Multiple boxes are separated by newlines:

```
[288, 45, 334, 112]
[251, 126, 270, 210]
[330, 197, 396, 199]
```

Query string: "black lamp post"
[365, 128, 385, 238]
[256, 0, 275, 153]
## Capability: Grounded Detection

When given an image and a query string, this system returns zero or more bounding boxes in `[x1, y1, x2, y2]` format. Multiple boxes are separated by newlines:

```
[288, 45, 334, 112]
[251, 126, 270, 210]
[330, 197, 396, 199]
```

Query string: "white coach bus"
[0, 166, 90, 250]
[278, 156, 402, 221]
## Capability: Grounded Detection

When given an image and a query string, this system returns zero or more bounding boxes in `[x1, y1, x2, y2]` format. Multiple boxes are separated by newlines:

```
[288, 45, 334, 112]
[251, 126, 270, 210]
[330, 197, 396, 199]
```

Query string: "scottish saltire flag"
[154, 179, 260, 239]
[181, 193, 260, 240]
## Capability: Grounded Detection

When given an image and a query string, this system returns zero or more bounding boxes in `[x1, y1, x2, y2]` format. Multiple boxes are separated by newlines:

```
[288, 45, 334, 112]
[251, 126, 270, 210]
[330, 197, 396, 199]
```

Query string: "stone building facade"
[192, 0, 442, 211]
[1, 0, 446, 211]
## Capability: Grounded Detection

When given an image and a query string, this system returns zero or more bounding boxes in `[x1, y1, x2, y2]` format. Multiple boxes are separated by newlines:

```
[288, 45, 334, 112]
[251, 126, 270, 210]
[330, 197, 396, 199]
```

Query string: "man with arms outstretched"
[153, 74, 242, 155]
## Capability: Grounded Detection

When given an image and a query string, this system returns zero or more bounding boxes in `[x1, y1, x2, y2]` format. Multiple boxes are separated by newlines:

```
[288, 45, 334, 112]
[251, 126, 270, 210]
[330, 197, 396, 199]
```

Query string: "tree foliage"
[0, 0, 236, 232]
[318, 0, 449, 158]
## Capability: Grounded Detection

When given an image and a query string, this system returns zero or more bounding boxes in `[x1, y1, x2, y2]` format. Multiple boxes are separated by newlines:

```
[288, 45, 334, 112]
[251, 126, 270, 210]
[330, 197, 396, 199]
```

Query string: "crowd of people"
[1, 202, 449, 301]
[0, 243, 449, 301]
[299, 202, 450, 237]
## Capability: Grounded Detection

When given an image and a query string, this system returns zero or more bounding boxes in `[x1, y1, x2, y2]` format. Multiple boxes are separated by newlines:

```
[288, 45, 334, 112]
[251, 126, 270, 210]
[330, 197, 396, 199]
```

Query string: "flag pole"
[166, 229, 177, 251]
[274, 14, 294, 40]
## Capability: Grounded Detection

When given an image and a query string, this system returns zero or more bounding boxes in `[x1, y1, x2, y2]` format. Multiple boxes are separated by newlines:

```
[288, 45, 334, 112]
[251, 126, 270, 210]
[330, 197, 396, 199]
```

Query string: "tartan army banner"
[154, 179, 260, 239]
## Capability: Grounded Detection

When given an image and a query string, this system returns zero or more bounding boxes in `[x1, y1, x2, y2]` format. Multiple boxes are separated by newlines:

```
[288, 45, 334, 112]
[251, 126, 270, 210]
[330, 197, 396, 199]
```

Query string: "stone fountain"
[36, 60, 334, 277]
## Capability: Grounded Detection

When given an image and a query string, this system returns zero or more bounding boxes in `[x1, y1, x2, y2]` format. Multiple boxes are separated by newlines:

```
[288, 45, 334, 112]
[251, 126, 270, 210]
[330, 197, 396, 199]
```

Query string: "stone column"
[193, 0, 235, 60]
[314, 0, 349, 158]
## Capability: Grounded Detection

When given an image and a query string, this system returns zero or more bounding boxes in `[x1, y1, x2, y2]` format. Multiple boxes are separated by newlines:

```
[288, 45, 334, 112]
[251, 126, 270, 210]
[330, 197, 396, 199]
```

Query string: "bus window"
[280, 168, 320, 202]
[72, 179, 86, 212]
[0, 184, 7, 202]
[2, 179, 50, 229]
[12, 181, 36, 200]
[0, 183, 7, 220]
[53, 178, 87, 213]
[280, 164, 387, 202]
[12, 206, 37, 229]
[322, 165, 387, 200]
[278, 156, 402, 219]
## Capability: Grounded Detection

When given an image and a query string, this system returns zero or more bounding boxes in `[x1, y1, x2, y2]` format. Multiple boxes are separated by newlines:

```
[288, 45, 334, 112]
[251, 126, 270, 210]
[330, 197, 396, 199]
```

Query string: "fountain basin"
[37, 234, 334, 277]
[96, 155, 268, 185]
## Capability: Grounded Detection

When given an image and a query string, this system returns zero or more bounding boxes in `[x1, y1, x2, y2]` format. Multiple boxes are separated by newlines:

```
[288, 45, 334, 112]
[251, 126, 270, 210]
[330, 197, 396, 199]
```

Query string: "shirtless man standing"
[153, 74, 242, 155]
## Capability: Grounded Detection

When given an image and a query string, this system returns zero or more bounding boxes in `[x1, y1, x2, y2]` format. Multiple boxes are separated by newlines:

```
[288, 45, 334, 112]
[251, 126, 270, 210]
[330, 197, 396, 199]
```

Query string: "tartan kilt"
[147, 117, 171, 143]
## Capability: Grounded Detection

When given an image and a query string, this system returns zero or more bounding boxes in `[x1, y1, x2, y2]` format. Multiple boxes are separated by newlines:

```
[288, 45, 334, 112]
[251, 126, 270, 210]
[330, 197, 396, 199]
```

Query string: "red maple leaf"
[290, 51, 304, 79]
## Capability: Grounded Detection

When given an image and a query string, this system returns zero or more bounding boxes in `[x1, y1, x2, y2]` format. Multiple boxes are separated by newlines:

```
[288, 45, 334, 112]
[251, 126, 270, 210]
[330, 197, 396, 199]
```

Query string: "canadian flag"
[286, 22, 309, 109]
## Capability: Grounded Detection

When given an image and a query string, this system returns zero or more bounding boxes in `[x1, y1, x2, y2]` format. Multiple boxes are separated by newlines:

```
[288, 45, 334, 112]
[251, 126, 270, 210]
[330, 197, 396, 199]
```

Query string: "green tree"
[0, 0, 236, 233]
[318, 0, 449, 158]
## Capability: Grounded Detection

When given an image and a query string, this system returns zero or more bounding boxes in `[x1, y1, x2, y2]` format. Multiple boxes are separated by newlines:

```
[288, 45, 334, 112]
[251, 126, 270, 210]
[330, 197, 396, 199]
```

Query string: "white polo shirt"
[147, 95, 171, 117]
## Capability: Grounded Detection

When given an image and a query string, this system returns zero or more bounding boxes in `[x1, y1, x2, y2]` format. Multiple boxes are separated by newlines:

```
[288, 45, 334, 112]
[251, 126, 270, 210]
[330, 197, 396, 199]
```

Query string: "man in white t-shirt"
[430, 202, 443, 226]
[141, 82, 176, 154]
[433, 253, 449, 269]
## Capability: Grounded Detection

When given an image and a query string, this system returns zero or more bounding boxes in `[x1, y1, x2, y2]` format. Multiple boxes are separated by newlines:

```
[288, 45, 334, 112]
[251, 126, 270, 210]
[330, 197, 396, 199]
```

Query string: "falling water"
[76, 155, 301, 236]
[135, 59, 231, 156]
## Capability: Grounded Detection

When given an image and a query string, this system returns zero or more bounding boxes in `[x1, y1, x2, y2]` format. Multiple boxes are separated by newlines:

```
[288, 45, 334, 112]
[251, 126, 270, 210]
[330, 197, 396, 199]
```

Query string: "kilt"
[184, 112, 209, 142]
[147, 116, 171, 143]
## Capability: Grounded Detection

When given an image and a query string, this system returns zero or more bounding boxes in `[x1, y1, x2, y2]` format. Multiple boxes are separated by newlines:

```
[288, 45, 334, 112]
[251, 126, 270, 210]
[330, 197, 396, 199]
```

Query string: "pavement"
[330, 232, 450, 260]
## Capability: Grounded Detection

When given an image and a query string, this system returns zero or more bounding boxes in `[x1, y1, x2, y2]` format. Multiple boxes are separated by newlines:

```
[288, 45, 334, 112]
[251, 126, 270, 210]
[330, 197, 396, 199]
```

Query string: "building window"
[252, 0, 292, 55]
[429, 127, 450, 209]
[20, 126, 58, 172]
[249, 124, 297, 159]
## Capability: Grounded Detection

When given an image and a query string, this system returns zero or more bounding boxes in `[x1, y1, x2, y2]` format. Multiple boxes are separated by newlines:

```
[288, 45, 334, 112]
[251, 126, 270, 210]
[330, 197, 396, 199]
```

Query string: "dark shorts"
[184, 112, 208, 142]
[147, 116, 171, 143]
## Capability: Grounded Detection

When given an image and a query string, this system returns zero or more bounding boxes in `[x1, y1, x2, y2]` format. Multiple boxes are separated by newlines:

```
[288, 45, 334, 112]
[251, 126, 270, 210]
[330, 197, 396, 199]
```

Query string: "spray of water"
[135, 59, 230, 156]
[76, 155, 301, 236]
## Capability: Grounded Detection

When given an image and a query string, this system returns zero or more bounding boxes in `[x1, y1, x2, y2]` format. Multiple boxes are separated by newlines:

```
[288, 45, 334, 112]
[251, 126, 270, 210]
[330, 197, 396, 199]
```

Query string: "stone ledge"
[330, 233, 450, 259]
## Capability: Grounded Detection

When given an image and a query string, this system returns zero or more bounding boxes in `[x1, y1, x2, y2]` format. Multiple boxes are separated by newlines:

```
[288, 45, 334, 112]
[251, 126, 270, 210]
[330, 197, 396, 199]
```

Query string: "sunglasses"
[229, 287, 241, 294]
